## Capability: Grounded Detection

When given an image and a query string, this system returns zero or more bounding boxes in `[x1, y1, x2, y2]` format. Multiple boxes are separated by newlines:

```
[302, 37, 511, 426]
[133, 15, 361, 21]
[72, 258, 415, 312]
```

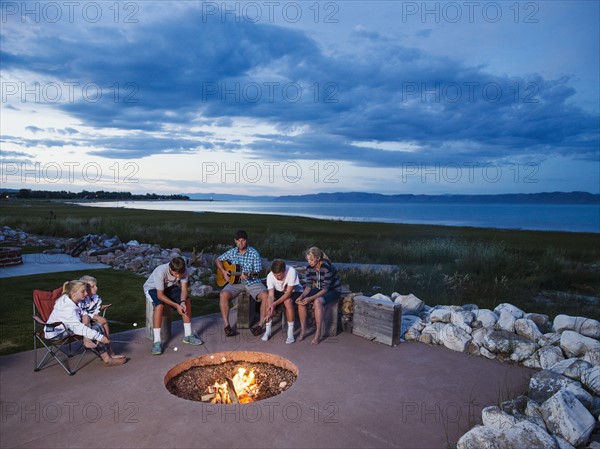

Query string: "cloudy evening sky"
[1, 0, 598, 196]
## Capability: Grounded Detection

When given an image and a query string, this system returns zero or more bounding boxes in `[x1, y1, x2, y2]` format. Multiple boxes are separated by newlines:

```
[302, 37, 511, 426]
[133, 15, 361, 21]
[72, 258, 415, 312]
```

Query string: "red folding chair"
[33, 287, 95, 375]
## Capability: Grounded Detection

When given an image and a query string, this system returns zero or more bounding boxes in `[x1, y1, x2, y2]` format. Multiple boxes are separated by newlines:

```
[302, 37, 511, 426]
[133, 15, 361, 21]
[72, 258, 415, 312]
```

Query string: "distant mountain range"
[186, 191, 600, 204]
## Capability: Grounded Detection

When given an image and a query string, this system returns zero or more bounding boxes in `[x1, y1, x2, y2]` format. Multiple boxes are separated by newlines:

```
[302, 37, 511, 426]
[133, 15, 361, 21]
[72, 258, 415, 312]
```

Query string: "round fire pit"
[0, 247, 23, 267]
[165, 351, 298, 404]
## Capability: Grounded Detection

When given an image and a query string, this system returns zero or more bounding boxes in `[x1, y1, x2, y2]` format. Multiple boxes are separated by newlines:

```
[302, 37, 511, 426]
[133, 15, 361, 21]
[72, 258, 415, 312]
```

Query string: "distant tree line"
[9, 189, 189, 201]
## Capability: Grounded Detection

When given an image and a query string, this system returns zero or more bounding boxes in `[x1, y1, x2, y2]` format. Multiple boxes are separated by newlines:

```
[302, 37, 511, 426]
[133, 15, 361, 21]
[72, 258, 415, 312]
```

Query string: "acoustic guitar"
[216, 261, 259, 288]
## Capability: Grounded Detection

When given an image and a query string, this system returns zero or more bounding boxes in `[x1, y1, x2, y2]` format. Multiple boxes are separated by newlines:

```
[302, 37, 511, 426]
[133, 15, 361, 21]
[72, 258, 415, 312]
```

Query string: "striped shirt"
[79, 293, 102, 317]
[219, 246, 263, 286]
[302, 259, 342, 292]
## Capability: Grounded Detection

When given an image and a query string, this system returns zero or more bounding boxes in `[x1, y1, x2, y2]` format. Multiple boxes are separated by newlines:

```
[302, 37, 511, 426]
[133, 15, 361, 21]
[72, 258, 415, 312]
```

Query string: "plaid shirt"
[219, 246, 263, 285]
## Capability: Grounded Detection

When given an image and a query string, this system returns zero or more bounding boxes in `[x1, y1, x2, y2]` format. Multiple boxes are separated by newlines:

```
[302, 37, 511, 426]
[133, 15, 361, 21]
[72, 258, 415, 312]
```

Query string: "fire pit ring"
[165, 351, 298, 404]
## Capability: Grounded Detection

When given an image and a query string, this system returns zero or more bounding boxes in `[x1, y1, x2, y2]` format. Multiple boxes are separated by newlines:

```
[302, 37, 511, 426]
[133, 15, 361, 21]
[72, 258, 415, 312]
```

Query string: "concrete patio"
[0, 311, 534, 449]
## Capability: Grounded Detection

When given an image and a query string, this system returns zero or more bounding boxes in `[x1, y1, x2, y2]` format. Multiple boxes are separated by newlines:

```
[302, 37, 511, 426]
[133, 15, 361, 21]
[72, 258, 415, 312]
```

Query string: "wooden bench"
[322, 299, 341, 337]
[352, 295, 402, 346]
[145, 298, 172, 341]
[235, 290, 345, 338]
[236, 292, 256, 329]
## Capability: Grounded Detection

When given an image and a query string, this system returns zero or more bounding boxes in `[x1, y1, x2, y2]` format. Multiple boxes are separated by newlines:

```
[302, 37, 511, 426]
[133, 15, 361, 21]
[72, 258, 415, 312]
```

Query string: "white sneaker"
[286, 336, 295, 344]
[261, 332, 270, 342]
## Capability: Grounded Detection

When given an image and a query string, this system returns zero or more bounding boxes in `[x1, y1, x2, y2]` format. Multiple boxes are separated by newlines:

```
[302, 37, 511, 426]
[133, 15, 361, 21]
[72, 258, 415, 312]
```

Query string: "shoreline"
[75, 200, 600, 235]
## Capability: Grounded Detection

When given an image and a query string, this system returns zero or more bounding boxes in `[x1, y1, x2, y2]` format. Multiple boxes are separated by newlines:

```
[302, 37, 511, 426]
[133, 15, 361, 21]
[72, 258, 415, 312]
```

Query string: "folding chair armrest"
[100, 304, 112, 317]
[33, 316, 63, 327]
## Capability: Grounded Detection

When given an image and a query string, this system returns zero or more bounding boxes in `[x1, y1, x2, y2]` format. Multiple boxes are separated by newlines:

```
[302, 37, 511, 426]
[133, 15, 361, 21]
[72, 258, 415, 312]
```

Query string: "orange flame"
[209, 367, 259, 404]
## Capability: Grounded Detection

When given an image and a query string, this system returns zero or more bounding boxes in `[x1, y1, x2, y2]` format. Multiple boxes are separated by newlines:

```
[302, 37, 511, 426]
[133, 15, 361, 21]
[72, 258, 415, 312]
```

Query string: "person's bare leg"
[312, 299, 324, 345]
[220, 291, 232, 327]
[297, 304, 307, 341]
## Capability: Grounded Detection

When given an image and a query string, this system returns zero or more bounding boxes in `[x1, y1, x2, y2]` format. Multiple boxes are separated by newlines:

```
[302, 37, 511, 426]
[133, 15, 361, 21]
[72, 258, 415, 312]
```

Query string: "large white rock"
[429, 308, 451, 323]
[393, 293, 424, 316]
[494, 303, 525, 319]
[457, 425, 503, 449]
[523, 354, 542, 369]
[476, 309, 499, 328]
[539, 332, 562, 347]
[560, 330, 600, 358]
[583, 348, 600, 366]
[554, 314, 600, 339]
[481, 405, 519, 429]
[403, 326, 421, 341]
[510, 341, 539, 362]
[528, 370, 593, 409]
[526, 312, 552, 334]
[523, 399, 548, 431]
[483, 330, 537, 357]
[515, 318, 544, 341]
[440, 323, 473, 353]
[554, 435, 577, 449]
[472, 327, 493, 347]
[537, 346, 566, 370]
[506, 421, 560, 449]
[580, 365, 600, 395]
[479, 346, 496, 359]
[591, 395, 600, 417]
[450, 310, 475, 326]
[457, 421, 560, 449]
[549, 358, 593, 381]
[497, 311, 517, 333]
[370, 293, 392, 302]
[421, 322, 445, 345]
[541, 389, 596, 447]
[400, 315, 421, 338]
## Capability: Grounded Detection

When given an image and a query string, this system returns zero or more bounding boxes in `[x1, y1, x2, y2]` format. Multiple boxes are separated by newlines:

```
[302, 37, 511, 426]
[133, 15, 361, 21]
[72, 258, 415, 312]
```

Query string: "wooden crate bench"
[236, 291, 342, 336]
[352, 295, 401, 346]
[236, 291, 256, 329]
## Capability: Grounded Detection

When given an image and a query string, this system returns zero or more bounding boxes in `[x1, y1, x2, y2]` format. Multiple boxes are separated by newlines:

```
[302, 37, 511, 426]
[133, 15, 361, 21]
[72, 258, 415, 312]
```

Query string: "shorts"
[223, 282, 267, 301]
[306, 287, 340, 306]
[146, 286, 183, 308]
[274, 290, 302, 302]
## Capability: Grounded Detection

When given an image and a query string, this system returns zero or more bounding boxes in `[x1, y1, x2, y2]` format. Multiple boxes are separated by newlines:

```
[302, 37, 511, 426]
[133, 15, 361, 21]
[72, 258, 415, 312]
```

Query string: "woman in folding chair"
[45, 280, 127, 367]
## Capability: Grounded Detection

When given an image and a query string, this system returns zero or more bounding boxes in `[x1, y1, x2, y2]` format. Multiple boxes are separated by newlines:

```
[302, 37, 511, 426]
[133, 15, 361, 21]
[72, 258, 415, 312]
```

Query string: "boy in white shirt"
[143, 256, 203, 355]
[263, 259, 302, 344]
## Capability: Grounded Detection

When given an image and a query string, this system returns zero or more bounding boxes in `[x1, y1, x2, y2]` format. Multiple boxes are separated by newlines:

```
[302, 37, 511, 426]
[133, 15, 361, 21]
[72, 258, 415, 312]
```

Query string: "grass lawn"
[0, 269, 220, 356]
[0, 198, 598, 356]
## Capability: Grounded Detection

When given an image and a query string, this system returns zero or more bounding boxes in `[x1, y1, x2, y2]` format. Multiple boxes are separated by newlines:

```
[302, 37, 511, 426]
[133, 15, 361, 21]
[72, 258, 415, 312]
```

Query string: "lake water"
[81, 200, 600, 233]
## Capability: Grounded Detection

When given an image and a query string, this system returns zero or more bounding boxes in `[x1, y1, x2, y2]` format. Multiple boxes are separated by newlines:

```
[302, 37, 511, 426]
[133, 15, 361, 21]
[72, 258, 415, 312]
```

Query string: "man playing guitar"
[216, 230, 269, 337]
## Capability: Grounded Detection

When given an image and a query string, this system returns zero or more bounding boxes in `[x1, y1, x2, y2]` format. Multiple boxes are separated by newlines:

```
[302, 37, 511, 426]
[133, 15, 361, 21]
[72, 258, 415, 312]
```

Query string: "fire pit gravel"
[164, 352, 299, 403]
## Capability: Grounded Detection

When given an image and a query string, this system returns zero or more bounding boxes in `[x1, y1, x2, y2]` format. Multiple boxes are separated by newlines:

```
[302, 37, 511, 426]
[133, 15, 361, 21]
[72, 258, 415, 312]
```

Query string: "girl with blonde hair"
[44, 280, 127, 366]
